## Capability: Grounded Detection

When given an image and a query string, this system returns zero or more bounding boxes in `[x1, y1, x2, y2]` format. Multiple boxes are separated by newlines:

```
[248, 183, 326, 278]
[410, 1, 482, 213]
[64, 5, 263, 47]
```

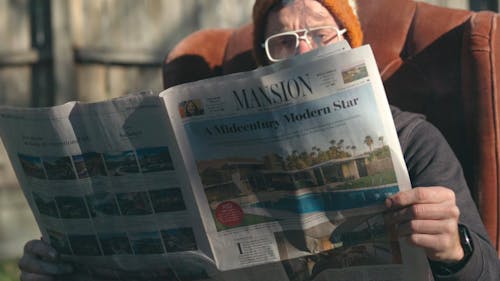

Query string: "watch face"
[458, 224, 474, 258]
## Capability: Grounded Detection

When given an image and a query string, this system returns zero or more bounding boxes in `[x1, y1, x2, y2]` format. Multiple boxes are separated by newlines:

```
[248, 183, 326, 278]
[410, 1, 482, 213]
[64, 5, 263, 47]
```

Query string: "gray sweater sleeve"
[392, 107, 500, 281]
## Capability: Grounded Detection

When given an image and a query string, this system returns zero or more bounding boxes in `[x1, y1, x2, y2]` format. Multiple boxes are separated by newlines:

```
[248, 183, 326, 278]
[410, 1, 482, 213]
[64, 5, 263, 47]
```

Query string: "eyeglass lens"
[267, 27, 341, 61]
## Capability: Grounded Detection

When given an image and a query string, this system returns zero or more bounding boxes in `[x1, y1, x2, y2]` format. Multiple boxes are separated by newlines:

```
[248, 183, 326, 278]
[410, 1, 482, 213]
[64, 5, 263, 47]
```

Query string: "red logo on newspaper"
[215, 201, 244, 227]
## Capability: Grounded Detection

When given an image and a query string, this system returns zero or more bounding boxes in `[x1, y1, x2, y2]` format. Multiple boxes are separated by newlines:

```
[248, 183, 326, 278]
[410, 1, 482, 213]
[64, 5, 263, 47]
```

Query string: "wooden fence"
[0, 0, 255, 260]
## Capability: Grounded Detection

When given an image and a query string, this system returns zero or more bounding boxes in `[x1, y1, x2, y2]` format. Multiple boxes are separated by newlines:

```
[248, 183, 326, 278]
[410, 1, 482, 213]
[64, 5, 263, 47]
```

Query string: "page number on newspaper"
[215, 201, 244, 227]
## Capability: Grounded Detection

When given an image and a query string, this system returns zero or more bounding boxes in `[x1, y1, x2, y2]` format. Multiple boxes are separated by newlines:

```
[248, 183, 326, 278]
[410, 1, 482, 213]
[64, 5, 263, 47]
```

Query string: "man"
[252, 1, 499, 279]
[19, 0, 500, 280]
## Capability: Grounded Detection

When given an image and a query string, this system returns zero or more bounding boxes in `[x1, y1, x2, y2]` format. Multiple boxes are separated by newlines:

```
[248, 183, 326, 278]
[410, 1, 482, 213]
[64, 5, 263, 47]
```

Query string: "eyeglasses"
[262, 26, 347, 62]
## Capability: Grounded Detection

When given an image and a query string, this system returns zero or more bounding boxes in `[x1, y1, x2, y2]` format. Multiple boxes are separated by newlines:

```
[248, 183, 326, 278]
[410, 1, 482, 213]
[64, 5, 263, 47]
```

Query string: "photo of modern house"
[68, 234, 103, 256]
[75, 152, 107, 178]
[85, 192, 121, 217]
[129, 231, 165, 255]
[103, 151, 139, 176]
[197, 142, 398, 230]
[32, 192, 60, 218]
[341, 63, 369, 84]
[249, 155, 369, 192]
[42, 156, 77, 180]
[18, 154, 47, 179]
[47, 229, 72, 255]
[136, 146, 174, 173]
[98, 232, 133, 255]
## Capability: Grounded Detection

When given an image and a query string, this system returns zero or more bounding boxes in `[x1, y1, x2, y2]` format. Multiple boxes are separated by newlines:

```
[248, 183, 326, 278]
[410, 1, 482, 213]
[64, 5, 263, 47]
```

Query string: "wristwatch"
[429, 224, 474, 275]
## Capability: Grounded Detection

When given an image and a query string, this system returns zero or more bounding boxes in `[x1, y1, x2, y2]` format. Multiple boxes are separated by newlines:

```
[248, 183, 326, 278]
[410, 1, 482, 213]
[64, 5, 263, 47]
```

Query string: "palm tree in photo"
[312, 146, 323, 163]
[297, 151, 308, 166]
[351, 145, 356, 156]
[378, 136, 384, 147]
[286, 150, 300, 170]
[336, 139, 344, 151]
[328, 139, 337, 158]
[329, 139, 336, 147]
[364, 135, 374, 152]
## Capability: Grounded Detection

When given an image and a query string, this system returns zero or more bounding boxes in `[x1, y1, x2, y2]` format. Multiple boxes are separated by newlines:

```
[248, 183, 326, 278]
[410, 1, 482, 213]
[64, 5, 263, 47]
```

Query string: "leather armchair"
[162, 0, 500, 256]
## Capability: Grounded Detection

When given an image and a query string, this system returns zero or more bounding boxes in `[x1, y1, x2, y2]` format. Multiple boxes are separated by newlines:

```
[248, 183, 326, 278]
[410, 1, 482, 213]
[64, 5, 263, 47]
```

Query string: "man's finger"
[404, 233, 463, 261]
[387, 203, 459, 224]
[386, 187, 455, 209]
[20, 271, 56, 281]
[24, 240, 58, 261]
[396, 219, 459, 236]
[406, 233, 442, 248]
[18, 253, 73, 275]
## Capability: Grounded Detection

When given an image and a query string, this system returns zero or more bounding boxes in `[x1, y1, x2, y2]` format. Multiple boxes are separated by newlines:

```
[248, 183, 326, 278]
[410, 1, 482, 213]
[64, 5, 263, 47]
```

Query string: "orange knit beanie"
[252, 0, 363, 65]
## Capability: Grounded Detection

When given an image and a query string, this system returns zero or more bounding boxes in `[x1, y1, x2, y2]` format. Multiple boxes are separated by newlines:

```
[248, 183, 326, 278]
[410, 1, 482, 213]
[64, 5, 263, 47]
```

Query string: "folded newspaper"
[0, 43, 430, 281]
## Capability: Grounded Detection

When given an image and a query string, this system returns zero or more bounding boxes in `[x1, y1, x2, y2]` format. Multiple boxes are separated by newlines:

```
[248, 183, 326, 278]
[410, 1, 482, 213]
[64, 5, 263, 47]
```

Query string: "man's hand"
[18, 239, 73, 281]
[385, 186, 464, 263]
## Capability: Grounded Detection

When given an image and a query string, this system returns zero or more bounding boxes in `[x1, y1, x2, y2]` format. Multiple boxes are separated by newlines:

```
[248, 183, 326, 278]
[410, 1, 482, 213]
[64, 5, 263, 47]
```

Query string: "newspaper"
[0, 44, 430, 281]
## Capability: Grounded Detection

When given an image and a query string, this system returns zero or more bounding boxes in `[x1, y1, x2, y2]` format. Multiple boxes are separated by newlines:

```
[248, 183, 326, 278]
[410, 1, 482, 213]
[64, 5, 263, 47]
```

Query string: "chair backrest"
[163, 0, 500, 255]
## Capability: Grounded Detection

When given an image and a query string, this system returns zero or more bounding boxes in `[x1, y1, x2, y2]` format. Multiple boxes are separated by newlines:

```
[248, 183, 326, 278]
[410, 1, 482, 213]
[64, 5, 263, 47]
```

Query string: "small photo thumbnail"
[68, 234, 103, 256]
[136, 147, 174, 173]
[86, 192, 120, 217]
[161, 227, 197, 253]
[129, 231, 165, 255]
[33, 192, 60, 218]
[341, 63, 369, 84]
[72, 154, 89, 179]
[73, 152, 107, 178]
[149, 188, 186, 213]
[178, 99, 204, 118]
[104, 151, 139, 176]
[116, 191, 153, 216]
[98, 232, 133, 255]
[47, 229, 72, 255]
[55, 196, 90, 219]
[42, 156, 76, 180]
[18, 154, 46, 179]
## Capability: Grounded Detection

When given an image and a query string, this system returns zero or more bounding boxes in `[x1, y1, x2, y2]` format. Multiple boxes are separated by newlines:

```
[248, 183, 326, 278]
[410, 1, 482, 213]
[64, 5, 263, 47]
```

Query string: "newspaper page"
[160, 45, 430, 280]
[0, 92, 220, 280]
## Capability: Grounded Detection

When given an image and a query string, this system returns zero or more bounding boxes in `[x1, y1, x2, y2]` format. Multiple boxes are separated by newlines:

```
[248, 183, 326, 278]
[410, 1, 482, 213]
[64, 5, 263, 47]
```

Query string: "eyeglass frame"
[261, 26, 347, 62]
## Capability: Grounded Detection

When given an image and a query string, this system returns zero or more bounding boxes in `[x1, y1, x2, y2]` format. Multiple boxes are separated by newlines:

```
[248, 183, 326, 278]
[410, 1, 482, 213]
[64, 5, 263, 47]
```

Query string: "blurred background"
[0, 0, 496, 280]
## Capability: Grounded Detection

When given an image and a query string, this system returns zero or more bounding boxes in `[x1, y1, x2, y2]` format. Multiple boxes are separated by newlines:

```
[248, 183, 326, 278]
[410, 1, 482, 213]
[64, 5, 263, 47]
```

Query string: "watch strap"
[429, 224, 474, 275]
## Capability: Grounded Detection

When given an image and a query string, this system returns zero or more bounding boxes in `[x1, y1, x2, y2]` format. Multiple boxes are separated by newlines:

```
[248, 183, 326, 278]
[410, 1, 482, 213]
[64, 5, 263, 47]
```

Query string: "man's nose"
[297, 39, 312, 54]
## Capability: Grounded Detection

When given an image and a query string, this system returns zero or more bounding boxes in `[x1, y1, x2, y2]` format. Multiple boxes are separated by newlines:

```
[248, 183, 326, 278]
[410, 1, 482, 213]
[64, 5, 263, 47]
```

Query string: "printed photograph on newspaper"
[161, 45, 428, 278]
[181, 80, 402, 269]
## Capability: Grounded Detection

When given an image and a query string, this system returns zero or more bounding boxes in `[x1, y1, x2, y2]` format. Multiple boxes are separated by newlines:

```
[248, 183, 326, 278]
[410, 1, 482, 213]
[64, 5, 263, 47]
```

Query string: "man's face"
[264, 0, 342, 60]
